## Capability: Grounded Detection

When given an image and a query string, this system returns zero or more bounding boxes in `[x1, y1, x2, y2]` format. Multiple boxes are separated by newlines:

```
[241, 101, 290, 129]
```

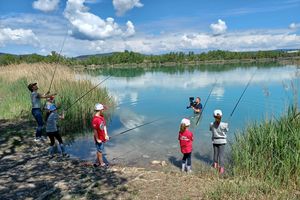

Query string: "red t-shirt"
[178, 129, 193, 154]
[92, 115, 107, 143]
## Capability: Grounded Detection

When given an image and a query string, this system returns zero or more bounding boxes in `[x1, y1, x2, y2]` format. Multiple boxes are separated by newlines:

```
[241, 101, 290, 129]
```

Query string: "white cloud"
[289, 22, 300, 30]
[0, 27, 39, 47]
[210, 19, 227, 35]
[64, 0, 136, 40]
[113, 0, 143, 16]
[32, 0, 60, 12]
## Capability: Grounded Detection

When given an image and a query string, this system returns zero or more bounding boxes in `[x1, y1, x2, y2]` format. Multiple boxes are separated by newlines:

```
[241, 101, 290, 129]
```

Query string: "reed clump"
[231, 107, 300, 189]
[0, 63, 113, 134]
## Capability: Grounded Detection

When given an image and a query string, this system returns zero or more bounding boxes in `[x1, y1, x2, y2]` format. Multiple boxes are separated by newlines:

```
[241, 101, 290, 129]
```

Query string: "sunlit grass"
[0, 63, 114, 134]
[231, 107, 300, 189]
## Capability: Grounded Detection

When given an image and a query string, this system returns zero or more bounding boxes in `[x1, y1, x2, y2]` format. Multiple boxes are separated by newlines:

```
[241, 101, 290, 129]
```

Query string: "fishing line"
[226, 69, 257, 122]
[64, 76, 111, 112]
[109, 118, 162, 139]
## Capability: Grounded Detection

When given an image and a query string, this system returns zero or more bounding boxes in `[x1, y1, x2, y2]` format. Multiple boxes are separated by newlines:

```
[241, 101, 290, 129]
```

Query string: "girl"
[178, 118, 193, 172]
[46, 104, 67, 158]
[209, 109, 229, 174]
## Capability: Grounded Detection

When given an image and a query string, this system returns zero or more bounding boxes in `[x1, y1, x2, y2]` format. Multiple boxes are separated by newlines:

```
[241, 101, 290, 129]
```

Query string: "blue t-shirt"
[46, 112, 59, 132]
[193, 103, 203, 114]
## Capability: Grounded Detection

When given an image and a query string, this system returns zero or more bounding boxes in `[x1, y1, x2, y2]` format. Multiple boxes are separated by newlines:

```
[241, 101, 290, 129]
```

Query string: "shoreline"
[1, 118, 299, 199]
[71, 56, 300, 69]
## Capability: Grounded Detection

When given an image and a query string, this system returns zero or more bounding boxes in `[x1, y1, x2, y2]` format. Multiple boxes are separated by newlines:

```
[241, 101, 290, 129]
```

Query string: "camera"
[186, 97, 197, 109]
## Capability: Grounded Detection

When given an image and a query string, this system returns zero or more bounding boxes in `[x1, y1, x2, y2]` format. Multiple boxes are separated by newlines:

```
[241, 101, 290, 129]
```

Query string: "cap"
[49, 105, 57, 111]
[47, 96, 55, 101]
[27, 82, 37, 91]
[181, 118, 190, 126]
[213, 109, 222, 117]
[95, 103, 104, 111]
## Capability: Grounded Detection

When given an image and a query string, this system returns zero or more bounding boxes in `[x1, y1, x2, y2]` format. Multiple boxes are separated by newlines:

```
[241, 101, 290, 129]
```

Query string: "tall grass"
[0, 63, 114, 136]
[231, 107, 300, 188]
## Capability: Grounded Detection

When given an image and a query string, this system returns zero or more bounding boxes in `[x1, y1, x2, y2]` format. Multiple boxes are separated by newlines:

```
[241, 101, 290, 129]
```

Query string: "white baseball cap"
[214, 109, 222, 117]
[181, 118, 190, 126]
[95, 103, 104, 111]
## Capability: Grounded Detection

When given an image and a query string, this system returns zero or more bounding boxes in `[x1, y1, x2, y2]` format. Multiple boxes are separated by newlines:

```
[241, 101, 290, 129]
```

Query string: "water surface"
[67, 64, 300, 167]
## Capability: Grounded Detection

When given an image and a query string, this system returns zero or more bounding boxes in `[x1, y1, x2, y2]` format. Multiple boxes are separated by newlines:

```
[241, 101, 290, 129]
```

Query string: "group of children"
[179, 109, 228, 174]
[28, 82, 109, 166]
[28, 82, 228, 172]
[28, 83, 67, 158]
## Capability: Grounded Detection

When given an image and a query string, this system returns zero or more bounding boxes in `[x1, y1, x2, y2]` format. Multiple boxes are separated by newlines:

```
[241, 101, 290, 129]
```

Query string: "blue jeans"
[95, 142, 109, 165]
[32, 108, 44, 138]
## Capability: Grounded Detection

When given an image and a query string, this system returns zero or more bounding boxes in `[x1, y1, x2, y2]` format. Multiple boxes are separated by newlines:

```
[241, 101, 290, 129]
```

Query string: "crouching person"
[46, 105, 67, 158]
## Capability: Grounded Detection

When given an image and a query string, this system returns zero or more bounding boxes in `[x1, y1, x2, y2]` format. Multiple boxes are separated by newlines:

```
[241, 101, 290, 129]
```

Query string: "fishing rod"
[64, 76, 111, 112]
[226, 69, 257, 122]
[47, 31, 69, 94]
[195, 81, 217, 125]
[42, 31, 68, 113]
[109, 118, 162, 139]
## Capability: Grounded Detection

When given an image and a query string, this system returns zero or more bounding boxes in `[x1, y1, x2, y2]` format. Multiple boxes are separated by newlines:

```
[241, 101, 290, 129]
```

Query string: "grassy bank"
[231, 107, 300, 189]
[0, 63, 113, 134]
[1, 119, 299, 199]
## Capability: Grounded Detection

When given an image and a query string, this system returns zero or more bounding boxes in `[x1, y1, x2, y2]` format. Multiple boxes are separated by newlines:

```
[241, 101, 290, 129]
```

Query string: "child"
[178, 118, 193, 172]
[209, 109, 228, 174]
[92, 103, 110, 167]
[46, 104, 67, 158]
[44, 95, 55, 121]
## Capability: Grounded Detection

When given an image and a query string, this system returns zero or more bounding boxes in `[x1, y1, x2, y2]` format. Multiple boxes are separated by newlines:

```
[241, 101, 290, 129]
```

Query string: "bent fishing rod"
[64, 76, 111, 112]
[109, 118, 162, 139]
[195, 81, 217, 125]
[47, 31, 69, 94]
[226, 69, 257, 122]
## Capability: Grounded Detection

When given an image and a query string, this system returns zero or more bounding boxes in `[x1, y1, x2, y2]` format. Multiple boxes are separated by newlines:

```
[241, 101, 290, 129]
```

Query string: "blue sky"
[0, 0, 299, 56]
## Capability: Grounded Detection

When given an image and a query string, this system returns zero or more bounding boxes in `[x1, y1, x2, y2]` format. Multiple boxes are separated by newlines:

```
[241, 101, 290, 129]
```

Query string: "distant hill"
[75, 52, 117, 60]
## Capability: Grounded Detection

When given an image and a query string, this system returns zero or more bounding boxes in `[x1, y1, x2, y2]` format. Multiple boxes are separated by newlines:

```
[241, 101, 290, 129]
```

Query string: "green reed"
[0, 64, 114, 137]
[231, 107, 300, 188]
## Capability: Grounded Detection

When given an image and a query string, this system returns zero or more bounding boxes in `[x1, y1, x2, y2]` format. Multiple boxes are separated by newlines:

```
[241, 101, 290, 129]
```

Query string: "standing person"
[178, 118, 194, 173]
[92, 103, 109, 167]
[27, 82, 56, 141]
[189, 97, 203, 129]
[44, 95, 55, 121]
[209, 109, 229, 174]
[46, 105, 67, 158]
[192, 97, 202, 114]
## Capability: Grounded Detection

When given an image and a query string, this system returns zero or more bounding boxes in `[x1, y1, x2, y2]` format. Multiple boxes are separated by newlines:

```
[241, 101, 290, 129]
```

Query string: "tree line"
[0, 50, 299, 66]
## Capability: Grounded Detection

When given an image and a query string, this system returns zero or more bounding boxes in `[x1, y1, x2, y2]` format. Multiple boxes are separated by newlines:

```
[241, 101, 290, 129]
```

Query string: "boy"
[92, 103, 109, 167]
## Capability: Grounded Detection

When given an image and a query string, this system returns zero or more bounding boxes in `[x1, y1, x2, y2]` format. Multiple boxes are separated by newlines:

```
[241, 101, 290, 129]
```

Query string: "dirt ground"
[1, 119, 298, 200]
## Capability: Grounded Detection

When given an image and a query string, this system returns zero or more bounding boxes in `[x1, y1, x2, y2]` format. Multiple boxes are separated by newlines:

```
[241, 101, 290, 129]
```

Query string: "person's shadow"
[168, 156, 182, 168]
[193, 152, 212, 165]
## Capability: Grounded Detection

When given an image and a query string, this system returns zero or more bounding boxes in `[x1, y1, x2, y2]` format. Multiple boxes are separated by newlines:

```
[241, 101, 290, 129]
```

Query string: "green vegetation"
[0, 63, 114, 137]
[1, 49, 299, 66]
[231, 107, 300, 189]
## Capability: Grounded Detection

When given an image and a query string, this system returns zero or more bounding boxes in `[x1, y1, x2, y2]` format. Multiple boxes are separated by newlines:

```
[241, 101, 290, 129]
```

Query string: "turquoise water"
[68, 64, 300, 166]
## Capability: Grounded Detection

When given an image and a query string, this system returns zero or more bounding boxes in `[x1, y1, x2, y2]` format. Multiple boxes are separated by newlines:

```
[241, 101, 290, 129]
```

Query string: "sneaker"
[34, 137, 42, 142]
[62, 153, 69, 158]
[41, 136, 47, 141]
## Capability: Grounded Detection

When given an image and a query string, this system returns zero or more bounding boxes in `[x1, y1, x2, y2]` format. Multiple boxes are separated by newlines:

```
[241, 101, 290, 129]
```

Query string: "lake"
[67, 63, 300, 167]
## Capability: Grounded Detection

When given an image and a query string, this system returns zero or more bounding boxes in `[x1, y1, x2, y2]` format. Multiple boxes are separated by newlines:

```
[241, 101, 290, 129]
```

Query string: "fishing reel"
[186, 97, 197, 109]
